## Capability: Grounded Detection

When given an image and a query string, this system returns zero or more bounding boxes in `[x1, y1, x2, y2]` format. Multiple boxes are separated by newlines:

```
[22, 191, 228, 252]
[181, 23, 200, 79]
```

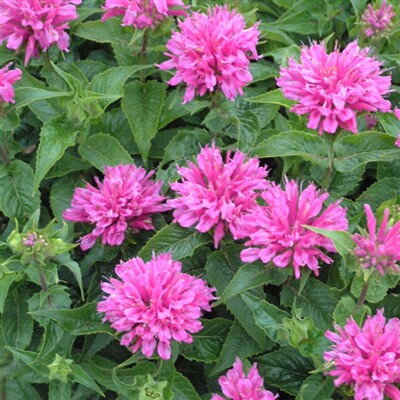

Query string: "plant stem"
[35, 259, 51, 306]
[353, 278, 370, 315]
[140, 30, 149, 83]
[322, 134, 335, 189]
[0, 131, 10, 165]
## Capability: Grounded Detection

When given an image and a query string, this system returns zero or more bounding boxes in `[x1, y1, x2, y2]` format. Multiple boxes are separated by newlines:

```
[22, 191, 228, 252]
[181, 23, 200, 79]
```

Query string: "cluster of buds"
[22, 232, 48, 248]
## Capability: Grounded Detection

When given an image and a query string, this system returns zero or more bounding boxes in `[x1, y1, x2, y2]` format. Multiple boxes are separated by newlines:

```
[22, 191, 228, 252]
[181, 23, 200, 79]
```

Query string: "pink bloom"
[362, 1, 395, 37]
[396, 135, 400, 148]
[63, 164, 169, 251]
[324, 310, 400, 400]
[353, 204, 400, 275]
[168, 146, 268, 248]
[157, 6, 260, 103]
[0, 62, 21, 104]
[236, 180, 348, 279]
[101, 0, 186, 30]
[365, 114, 378, 130]
[0, 0, 81, 66]
[211, 358, 279, 400]
[97, 252, 215, 360]
[276, 41, 392, 135]
[394, 107, 400, 120]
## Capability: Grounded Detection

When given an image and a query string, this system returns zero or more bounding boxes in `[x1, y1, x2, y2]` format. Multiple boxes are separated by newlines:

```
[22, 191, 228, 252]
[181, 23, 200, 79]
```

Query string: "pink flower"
[276, 41, 392, 134]
[353, 204, 400, 275]
[211, 358, 279, 400]
[394, 107, 400, 120]
[101, 0, 186, 30]
[157, 6, 260, 103]
[63, 164, 169, 251]
[362, 1, 395, 37]
[396, 135, 400, 148]
[0, 62, 21, 104]
[97, 252, 215, 360]
[236, 180, 348, 279]
[324, 310, 400, 400]
[168, 146, 268, 248]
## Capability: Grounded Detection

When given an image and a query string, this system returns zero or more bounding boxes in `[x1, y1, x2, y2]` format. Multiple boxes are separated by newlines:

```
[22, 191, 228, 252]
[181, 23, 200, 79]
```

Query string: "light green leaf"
[13, 87, 71, 109]
[74, 19, 131, 44]
[78, 133, 134, 171]
[122, 80, 167, 164]
[138, 224, 210, 261]
[246, 89, 295, 107]
[297, 375, 334, 400]
[71, 364, 105, 397]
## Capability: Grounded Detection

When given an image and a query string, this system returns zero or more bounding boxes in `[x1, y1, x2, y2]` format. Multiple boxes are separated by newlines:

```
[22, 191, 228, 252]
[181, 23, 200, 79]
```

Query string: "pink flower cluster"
[97, 253, 215, 360]
[353, 204, 400, 275]
[0, 0, 81, 65]
[158, 6, 260, 103]
[212, 358, 279, 400]
[236, 180, 348, 279]
[396, 135, 400, 148]
[168, 146, 268, 248]
[0, 62, 21, 104]
[362, 1, 395, 37]
[63, 164, 169, 251]
[277, 41, 392, 135]
[324, 310, 400, 400]
[101, 0, 186, 30]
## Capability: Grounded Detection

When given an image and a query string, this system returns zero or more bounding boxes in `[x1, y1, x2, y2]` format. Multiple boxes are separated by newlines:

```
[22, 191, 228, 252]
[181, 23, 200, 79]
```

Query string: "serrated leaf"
[29, 303, 115, 336]
[74, 19, 131, 44]
[246, 89, 295, 107]
[71, 364, 105, 397]
[256, 348, 313, 395]
[13, 87, 71, 108]
[56, 253, 84, 300]
[4, 378, 42, 400]
[171, 371, 201, 400]
[0, 160, 40, 221]
[122, 80, 166, 164]
[0, 272, 20, 313]
[333, 296, 369, 326]
[78, 133, 133, 171]
[357, 177, 400, 210]
[50, 177, 75, 223]
[297, 375, 334, 400]
[253, 131, 328, 166]
[138, 224, 210, 261]
[34, 119, 79, 192]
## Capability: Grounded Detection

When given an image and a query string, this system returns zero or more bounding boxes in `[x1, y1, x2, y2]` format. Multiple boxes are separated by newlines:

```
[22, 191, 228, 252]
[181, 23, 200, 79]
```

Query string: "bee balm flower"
[0, 63, 21, 104]
[277, 41, 392, 134]
[168, 146, 268, 248]
[0, 0, 82, 65]
[353, 204, 400, 275]
[324, 310, 400, 400]
[63, 164, 169, 250]
[101, 0, 187, 30]
[362, 1, 395, 37]
[211, 358, 279, 400]
[157, 6, 260, 103]
[97, 253, 215, 360]
[237, 180, 348, 279]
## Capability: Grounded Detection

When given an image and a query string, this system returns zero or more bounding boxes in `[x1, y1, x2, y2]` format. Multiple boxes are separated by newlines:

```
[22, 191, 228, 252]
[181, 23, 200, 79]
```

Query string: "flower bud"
[47, 354, 73, 383]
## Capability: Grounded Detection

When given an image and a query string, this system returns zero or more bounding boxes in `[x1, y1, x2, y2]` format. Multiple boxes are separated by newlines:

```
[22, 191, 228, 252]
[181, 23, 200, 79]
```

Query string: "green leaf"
[78, 133, 134, 171]
[4, 378, 42, 400]
[253, 131, 328, 166]
[280, 278, 340, 330]
[241, 292, 290, 343]
[171, 371, 201, 400]
[180, 318, 231, 364]
[256, 348, 314, 395]
[302, 226, 355, 257]
[333, 296, 369, 326]
[210, 319, 267, 376]
[246, 89, 295, 107]
[0, 271, 21, 313]
[88, 66, 150, 108]
[50, 62, 83, 92]
[13, 87, 71, 108]
[122, 80, 167, 164]
[357, 177, 400, 209]
[333, 132, 399, 172]
[1, 289, 33, 349]
[373, 294, 400, 318]
[296, 375, 334, 400]
[160, 128, 211, 166]
[138, 224, 210, 261]
[49, 381, 72, 400]
[50, 177, 75, 223]
[216, 263, 288, 305]
[34, 119, 79, 192]
[0, 160, 40, 221]
[378, 112, 400, 137]
[6, 347, 49, 376]
[74, 19, 131, 44]
[56, 254, 84, 300]
[71, 364, 105, 397]
[47, 153, 91, 179]
[266, 9, 318, 34]
[29, 303, 115, 336]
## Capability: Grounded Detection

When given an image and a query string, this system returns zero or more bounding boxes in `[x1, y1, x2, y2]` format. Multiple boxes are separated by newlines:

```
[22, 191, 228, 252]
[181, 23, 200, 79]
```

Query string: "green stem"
[140, 30, 149, 83]
[353, 278, 370, 315]
[0, 131, 10, 165]
[322, 134, 335, 189]
[35, 257, 51, 306]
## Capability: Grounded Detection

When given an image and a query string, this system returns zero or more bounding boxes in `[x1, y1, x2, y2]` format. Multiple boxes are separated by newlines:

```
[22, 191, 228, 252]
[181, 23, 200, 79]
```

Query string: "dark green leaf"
[297, 375, 334, 400]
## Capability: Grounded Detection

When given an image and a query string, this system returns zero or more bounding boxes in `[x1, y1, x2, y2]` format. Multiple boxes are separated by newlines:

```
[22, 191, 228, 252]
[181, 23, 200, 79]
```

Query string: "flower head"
[101, 0, 187, 30]
[157, 6, 260, 103]
[236, 180, 348, 279]
[324, 310, 400, 400]
[276, 41, 392, 134]
[394, 107, 400, 120]
[97, 253, 215, 360]
[0, 62, 21, 104]
[211, 358, 279, 400]
[353, 204, 400, 275]
[63, 164, 169, 251]
[362, 1, 395, 37]
[0, 0, 81, 65]
[396, 135, 400, 148]
[168, 146, 268, 248]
